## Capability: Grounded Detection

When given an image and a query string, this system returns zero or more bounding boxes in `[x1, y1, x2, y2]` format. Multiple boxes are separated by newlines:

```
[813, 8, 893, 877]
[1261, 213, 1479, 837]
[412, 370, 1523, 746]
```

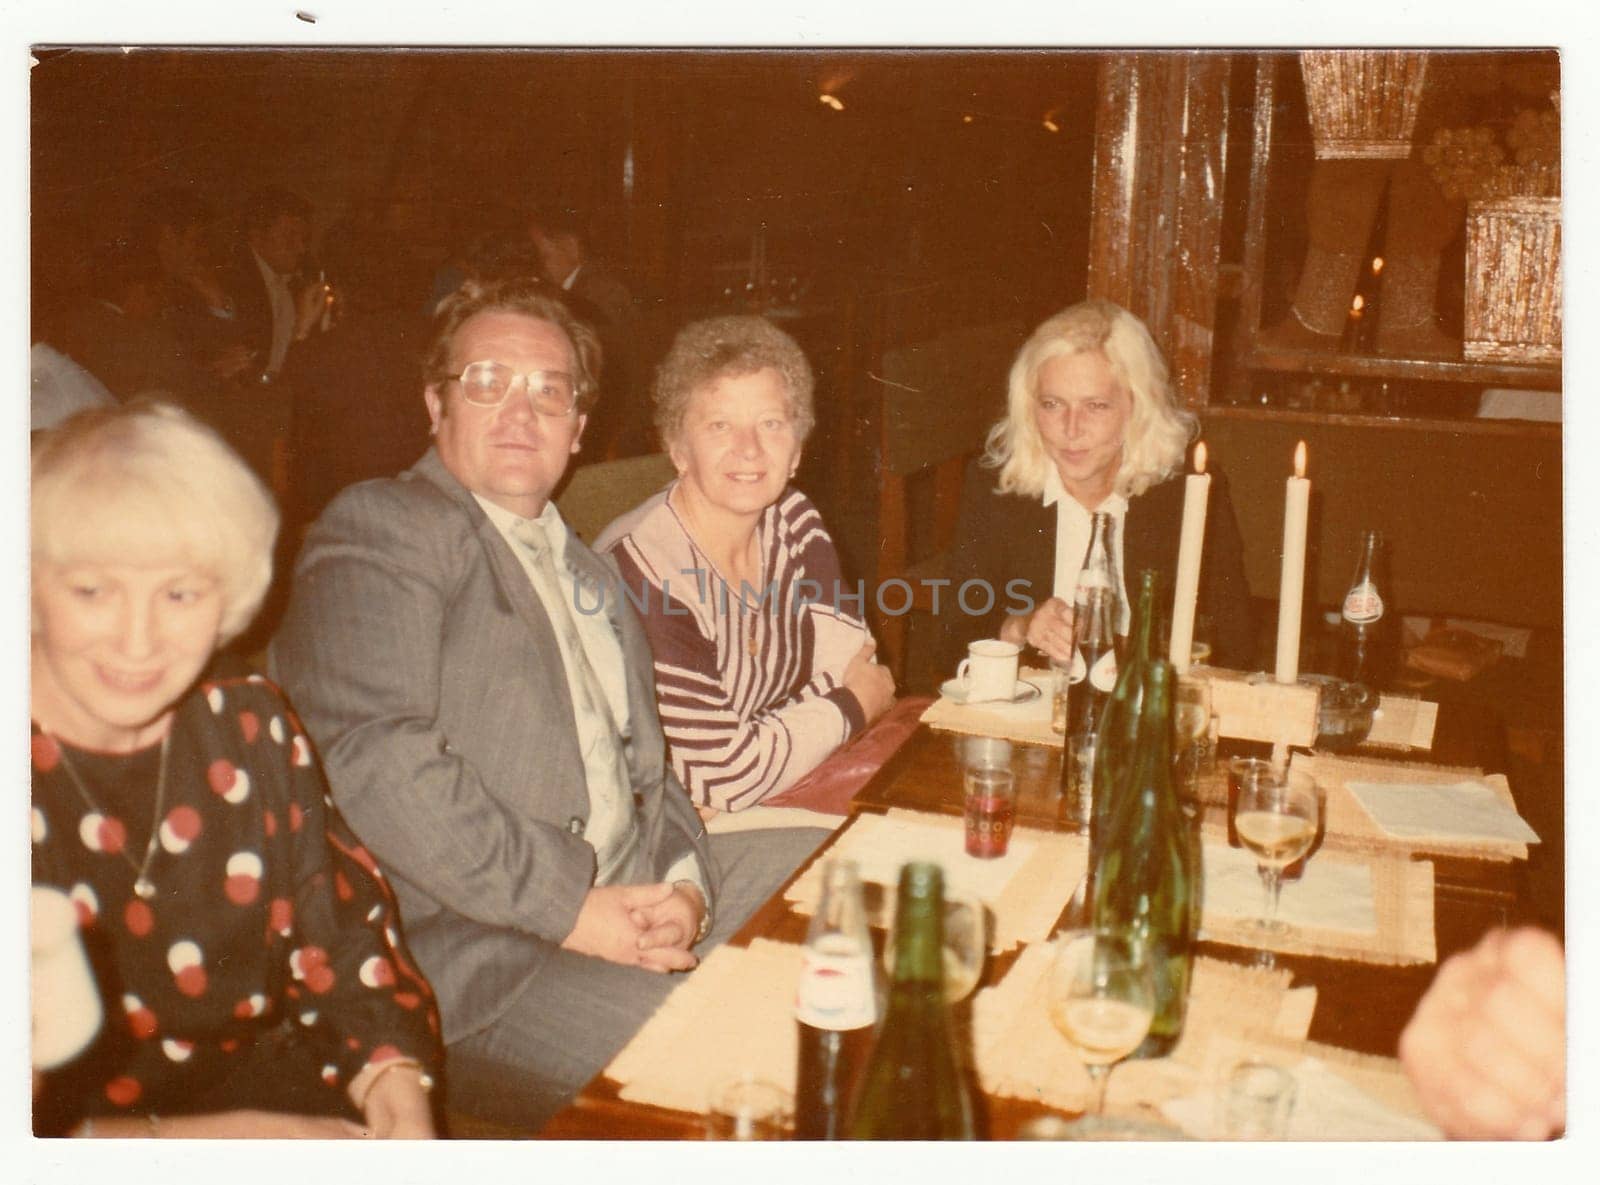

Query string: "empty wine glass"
[1045, 928, 1155, 1128]
[1231, 766, 1322, 960]
[880, 889, 986, 1002]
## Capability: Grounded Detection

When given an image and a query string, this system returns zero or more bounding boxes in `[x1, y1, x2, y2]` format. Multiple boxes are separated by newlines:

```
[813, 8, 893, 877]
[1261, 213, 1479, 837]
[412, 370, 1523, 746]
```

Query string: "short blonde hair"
[31, 402, 280, 644]
[653, 315, 816, 451]
[982, 300, 1195, 499]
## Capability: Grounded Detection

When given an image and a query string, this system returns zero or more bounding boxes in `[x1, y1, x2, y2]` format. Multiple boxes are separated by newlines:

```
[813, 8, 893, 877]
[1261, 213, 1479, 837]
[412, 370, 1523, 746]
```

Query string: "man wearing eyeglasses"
[271, 278, 827, 1129]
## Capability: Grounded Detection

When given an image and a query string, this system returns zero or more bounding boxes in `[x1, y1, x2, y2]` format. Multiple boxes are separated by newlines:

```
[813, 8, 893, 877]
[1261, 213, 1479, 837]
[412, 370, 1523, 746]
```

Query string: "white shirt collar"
[1041, 465, 1129, 517]
[475, 495, 570, 566]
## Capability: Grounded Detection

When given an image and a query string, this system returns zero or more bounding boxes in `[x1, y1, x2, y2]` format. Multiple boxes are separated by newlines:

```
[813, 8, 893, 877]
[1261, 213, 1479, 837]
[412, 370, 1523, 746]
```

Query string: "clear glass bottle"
[1066, 511, 1120, 743]
[794, 859, 876, 1140]
[1339, 529, 1395, 689]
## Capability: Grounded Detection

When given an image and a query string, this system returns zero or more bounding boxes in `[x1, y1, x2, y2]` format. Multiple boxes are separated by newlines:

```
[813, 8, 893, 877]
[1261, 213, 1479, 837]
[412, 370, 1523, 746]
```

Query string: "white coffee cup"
[956, 639, 1021, 703]
[31, 886, 103, 1070]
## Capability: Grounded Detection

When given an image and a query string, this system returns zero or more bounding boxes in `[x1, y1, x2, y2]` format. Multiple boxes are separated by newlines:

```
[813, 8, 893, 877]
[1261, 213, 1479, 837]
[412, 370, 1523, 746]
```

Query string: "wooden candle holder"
[1190, 666, 1320, 747]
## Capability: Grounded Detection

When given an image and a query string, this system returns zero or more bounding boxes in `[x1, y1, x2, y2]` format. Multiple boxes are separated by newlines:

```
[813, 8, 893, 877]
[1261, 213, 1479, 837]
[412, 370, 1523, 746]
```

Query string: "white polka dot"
[70, 883, 98, 921]
[226, 852, 264, 879]
[241, 993, 266, 1017]
[222, 769, 252, 805]
[269, 716, 286, 744]
[166, 940, 202, 974]
[78, 813, 107, 851]
[31, 808, 46, 844]
[161, 1038, 194, 1062]
[290, 736, 313, 768]
[206, 687, 225, 714]
[366, 904, 382, 923]
[121, 993, 142, 1014]
[247, 673, 267, 684]
[299, 1010, 319, 1027]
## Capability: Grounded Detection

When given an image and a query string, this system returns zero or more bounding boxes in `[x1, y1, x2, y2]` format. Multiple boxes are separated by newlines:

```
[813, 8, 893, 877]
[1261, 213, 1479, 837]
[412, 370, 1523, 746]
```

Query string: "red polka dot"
[346, 1036, 361, 1050]
[263, 810, 278, 837]
[288, 802, 304, 833]
[126, 1006, 158, 1040]
[174, 966, 208, 997]
[207, 760, 239, 795]
[306, 966, 336, 994]
[368, 1044, 403, 1067]
[335, 871, 354, 902]
[124, 899, 154, 938]
[105, 1076, 142, 1107]
[238, 711, 260, 743]
[220, 1038, 240, 1053]
[31, 733, 60, 772]
[165, 805, 202, 842]
[269, 898, 293, 934]
[225, 874, 260, 906]
[360, 956, 396, 989]
[394, 991, 421, 1010]
[98, 816, 128, 855]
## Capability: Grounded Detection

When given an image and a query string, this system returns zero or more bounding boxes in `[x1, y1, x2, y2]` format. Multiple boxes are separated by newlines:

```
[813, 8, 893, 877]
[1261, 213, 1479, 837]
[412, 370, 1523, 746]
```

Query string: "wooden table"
[535, 710, 1528, 1140]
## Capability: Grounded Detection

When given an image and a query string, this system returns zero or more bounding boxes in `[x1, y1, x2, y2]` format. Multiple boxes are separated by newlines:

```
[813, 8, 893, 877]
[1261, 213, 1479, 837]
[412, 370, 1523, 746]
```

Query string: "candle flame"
[1294, 440, 1307, 478]
[1194, 440, 1208, 475]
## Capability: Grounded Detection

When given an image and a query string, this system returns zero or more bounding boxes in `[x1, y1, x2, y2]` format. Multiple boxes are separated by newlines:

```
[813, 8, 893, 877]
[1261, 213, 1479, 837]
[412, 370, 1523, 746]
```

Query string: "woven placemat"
[603, 938, 803, 1115]
[1193, 752, 1525, 864]
[920, 666, 1062, 748]
[1200, 843, 1435, 966]
[784, 809, 1086, 952]
[972, 950, 1316, 1115]
[1297, 752, 1527, 862]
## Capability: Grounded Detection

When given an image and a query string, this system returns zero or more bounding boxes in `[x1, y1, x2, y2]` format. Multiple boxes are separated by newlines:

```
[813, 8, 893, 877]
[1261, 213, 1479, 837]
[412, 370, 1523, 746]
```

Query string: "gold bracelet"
[354, 1057, 433, 1111]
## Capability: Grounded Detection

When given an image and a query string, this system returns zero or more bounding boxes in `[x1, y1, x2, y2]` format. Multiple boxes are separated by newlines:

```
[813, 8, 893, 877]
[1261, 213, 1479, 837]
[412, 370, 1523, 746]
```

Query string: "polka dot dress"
[32, 674, 439, 1120]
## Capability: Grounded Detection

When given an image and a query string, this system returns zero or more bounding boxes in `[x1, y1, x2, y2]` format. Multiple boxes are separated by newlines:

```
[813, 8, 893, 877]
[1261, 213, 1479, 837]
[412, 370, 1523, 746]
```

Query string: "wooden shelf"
[1246, 344, 1562, 392]
[1202, 403, 1561, 440]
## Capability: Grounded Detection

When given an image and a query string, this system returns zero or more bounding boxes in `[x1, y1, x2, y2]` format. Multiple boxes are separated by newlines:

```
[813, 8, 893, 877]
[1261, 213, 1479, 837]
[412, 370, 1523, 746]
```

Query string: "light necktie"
[511, 517, 639, 882]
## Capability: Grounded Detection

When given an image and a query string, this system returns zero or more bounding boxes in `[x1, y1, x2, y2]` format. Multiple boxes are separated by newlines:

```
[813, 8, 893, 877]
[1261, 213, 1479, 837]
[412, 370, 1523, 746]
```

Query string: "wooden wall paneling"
[1087, 52, 1232, 405]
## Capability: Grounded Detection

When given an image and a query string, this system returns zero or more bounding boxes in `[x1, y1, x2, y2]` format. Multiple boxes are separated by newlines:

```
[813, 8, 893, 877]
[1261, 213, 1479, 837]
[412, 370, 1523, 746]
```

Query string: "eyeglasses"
[443, 360, 583, 415]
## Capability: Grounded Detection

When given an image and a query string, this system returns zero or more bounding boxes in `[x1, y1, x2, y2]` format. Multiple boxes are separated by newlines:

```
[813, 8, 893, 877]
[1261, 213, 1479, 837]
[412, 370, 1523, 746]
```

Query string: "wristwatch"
[674, 880, 712, 945]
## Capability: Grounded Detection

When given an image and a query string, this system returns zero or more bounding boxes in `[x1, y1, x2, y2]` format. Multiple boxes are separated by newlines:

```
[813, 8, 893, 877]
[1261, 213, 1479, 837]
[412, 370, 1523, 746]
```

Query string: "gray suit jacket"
[270, 448, 715, 1044]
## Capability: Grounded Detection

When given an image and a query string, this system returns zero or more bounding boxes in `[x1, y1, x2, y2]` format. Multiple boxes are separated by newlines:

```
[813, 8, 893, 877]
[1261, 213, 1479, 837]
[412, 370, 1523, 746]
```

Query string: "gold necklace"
[40, 727, 172, 901]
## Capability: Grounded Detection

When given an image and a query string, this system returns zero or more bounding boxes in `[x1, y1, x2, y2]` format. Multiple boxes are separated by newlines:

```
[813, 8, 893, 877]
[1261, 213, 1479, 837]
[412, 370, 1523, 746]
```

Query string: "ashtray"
[1301, 675, 1377, 751]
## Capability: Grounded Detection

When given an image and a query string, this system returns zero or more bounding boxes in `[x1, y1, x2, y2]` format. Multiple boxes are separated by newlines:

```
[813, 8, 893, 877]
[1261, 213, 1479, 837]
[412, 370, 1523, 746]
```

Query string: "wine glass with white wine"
[880, 890, 986, 1002]
[1231, 766, 1322, 962]
[1045, 928, 1155, 1133]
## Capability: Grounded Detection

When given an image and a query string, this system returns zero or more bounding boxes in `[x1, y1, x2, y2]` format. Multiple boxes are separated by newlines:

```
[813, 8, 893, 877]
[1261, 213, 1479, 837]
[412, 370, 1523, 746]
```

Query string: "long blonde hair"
[982, 300, 1195, 499]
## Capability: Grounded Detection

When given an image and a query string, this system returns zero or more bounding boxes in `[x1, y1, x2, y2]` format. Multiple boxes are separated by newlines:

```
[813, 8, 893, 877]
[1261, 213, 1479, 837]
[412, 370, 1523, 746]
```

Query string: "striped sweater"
[599, 486, 868, 811]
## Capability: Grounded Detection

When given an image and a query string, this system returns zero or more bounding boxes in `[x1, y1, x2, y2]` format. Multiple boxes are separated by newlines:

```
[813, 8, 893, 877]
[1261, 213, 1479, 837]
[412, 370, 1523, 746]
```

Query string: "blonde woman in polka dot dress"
[30, 403, 440, 1138]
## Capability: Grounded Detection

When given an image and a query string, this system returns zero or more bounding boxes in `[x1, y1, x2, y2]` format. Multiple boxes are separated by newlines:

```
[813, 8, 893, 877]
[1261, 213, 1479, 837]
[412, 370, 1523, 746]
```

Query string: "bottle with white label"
[1338, 529, 1394, 689]
[1066, 512, 1119, 744]
[794, 859, 877, 1139]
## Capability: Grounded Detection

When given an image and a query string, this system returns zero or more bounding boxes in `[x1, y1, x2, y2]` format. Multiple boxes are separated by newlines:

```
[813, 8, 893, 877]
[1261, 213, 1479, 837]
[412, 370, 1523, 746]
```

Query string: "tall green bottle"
[846, 863, 976, 1140]
[1090, 659, 1197, 1059]
[1084, 568, 1160, 896]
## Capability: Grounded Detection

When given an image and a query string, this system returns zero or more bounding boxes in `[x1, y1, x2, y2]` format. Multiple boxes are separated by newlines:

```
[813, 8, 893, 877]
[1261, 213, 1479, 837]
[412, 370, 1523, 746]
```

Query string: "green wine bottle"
[1085, 569, 1160, 897]
[846, 863, 976, 1140]
[1090, 658, 1197, 1059]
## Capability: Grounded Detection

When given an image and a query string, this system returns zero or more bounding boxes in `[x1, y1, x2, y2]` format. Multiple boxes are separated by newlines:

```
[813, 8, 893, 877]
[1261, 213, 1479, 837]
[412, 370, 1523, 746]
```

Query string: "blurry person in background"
[528, 203, 644, 458]
[30, 402, 439, 1138]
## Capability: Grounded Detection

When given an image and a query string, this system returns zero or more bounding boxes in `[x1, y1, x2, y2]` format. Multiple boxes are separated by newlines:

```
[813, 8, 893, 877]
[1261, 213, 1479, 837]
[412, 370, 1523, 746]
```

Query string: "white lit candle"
[1274, 441, 1310, 684]
[1168, 441, 1211, 674]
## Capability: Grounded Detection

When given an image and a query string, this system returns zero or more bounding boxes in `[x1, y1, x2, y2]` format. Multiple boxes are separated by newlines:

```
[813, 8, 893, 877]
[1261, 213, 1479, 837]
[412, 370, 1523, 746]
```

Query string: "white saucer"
[939, 676, 1042, 707]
